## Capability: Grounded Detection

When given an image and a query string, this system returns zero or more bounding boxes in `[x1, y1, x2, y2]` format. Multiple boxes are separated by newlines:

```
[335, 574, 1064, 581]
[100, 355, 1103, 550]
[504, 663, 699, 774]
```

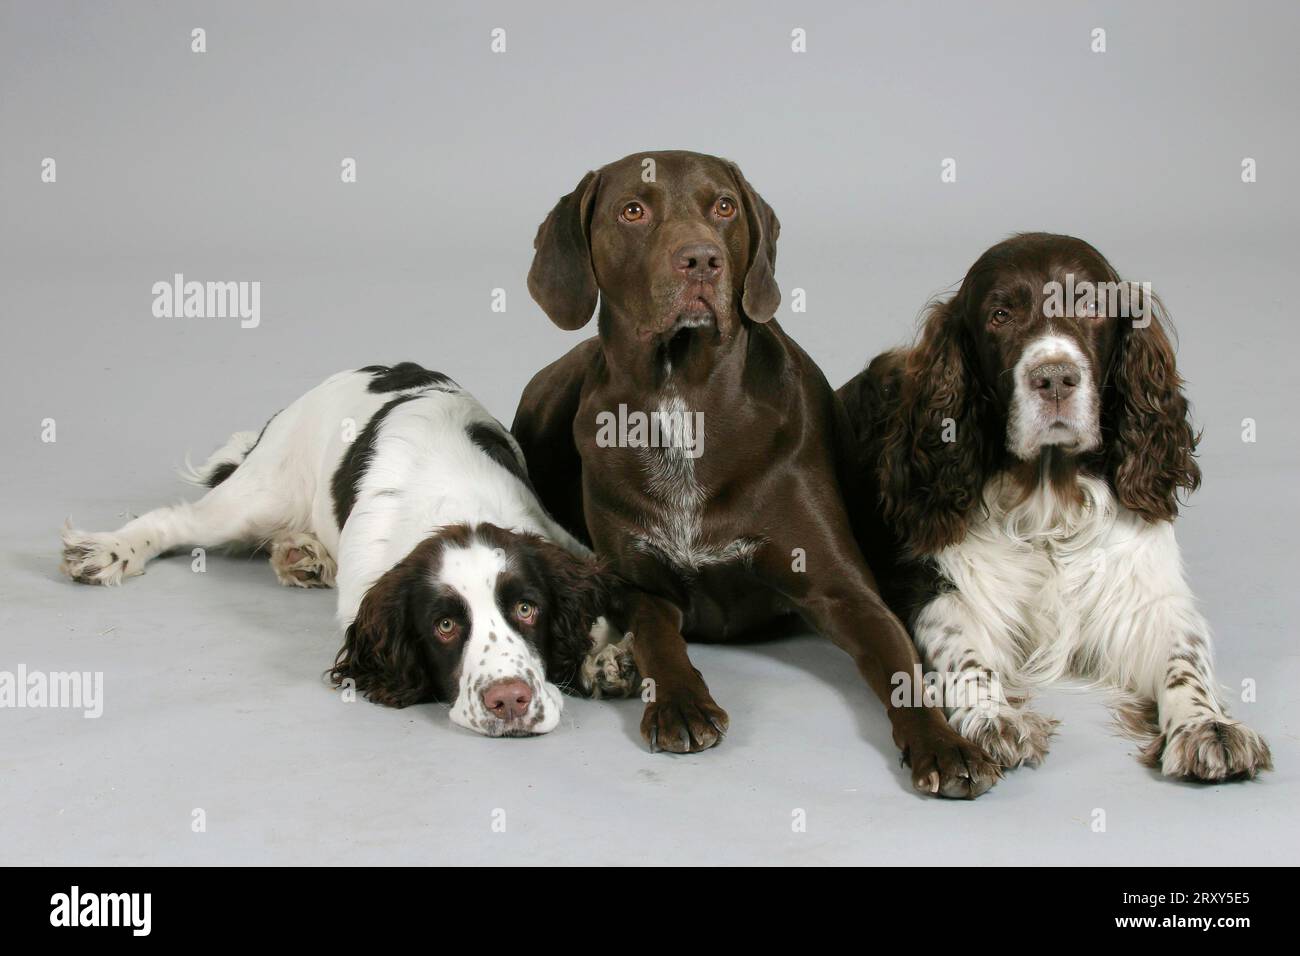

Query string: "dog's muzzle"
[1008, 337, 1100, 458]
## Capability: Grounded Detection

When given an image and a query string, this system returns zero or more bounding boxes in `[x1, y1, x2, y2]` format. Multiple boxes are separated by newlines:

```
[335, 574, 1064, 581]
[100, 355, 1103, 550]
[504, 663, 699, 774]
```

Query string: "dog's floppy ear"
[878, 297, 991, 557]
[528, 169, 601, 330]
[727, 161, 781, 324]
[329, 561, 434, 708]
[1103, 288, 1200, 522]
[524, 536, 624, 685]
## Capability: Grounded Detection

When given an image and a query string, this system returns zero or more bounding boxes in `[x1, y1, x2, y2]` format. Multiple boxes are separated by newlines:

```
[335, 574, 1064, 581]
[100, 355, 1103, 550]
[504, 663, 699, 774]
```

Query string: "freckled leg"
[1139, 631, 1271, 781]
[61, 473, 288, 586]
[913, 593, 1057, 769]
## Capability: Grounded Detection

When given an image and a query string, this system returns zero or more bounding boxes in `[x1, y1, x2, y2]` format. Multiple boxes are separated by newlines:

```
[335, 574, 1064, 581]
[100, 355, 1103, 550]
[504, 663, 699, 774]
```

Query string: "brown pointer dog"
[512, 151, 998, 797]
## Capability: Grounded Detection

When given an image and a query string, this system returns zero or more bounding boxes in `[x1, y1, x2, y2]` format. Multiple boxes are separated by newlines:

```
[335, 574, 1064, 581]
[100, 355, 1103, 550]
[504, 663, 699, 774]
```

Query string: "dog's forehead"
[974, 236, 1113, 295]
[599, 151, 734, 193]
[434, 541, 510, 608]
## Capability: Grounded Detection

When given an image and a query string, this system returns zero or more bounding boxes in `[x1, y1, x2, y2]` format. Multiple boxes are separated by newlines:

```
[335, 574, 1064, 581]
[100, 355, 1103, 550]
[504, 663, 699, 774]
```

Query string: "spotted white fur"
[915, 472, 1269, 779]
[439, 543, 563, 736]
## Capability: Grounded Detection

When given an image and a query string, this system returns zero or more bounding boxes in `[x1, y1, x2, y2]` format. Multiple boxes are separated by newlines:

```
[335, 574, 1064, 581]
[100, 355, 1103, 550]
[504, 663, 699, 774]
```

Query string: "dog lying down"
[60, 363, 638, 736]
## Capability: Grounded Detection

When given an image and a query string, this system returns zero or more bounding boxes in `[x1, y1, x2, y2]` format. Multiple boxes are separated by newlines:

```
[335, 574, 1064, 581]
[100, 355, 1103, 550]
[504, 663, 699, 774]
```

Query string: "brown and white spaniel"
[61, 364, 637, 737]
[838, 233, 1270, 787]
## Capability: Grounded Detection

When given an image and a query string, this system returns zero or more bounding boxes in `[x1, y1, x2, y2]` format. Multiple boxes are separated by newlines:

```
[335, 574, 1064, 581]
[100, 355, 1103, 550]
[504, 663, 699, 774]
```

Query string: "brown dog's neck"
[596, 304, 756, 395]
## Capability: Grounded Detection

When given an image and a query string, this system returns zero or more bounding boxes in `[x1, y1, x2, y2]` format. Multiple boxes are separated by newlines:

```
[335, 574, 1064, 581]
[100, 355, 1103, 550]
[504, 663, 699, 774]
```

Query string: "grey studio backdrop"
[1, 1, 1296, 865]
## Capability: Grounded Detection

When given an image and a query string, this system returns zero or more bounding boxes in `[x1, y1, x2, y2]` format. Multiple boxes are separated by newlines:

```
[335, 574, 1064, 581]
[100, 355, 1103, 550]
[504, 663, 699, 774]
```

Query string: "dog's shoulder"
[511, 337, 601, 547]
[838, 349, 908, 440]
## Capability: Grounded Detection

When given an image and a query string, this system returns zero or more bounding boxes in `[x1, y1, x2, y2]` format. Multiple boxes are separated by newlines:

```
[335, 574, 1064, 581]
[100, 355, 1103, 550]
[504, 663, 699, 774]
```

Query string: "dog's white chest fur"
[931, 474, 1193, 686]
[631, 394, 757, 572]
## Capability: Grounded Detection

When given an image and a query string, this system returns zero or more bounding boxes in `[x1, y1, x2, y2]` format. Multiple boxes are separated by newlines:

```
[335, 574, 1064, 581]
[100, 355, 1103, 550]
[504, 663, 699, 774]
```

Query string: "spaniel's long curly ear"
[1104, 290, 1201, 522]
[524, 537, 625, 688]
[726, 161, 781, 323]
[527, 170, 601, 330]
[329, 561, 434, 708]
[877, 298, 990, 557]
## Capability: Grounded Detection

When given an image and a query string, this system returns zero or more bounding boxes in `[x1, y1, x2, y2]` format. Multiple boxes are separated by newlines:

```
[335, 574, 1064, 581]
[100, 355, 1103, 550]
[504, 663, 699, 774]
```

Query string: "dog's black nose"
[1029, 362, 1081, 400]
[672, 242, 723, 281]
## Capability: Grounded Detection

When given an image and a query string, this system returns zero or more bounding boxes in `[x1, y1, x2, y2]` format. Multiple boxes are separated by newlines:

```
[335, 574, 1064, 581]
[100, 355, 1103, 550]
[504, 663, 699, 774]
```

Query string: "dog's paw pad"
[270, 534, 337, 589]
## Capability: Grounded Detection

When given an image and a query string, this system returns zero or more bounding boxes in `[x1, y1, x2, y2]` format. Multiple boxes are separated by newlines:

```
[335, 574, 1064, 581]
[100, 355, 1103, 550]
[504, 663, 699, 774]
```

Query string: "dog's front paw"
[1160, 717, 1272, 782]
[900, 720, 1001, 799]
[640, 685, 728, 754]
[960, 707, 1058, 769]
[269, 534, 336, 588]
[581, 632, 639, 698]
[60, 526, 140, 586]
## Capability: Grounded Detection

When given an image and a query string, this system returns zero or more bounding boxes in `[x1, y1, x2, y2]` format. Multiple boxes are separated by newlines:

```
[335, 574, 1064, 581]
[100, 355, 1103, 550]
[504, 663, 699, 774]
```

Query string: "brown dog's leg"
[626, 589, 729, 753]
[759, 530, 1000, 798]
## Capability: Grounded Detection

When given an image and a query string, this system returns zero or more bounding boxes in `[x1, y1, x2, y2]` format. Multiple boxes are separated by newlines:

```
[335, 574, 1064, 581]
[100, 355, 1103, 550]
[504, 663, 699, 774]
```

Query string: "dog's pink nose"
[672, 242, 723, 281]
[1029, 362, 1080, 400]
[482, 679, 532, 721]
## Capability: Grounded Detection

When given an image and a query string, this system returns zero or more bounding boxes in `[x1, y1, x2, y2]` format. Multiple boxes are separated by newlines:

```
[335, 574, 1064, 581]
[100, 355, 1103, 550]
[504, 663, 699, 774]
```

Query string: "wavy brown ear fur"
[527, 170, 601, 330]
[522, 535, 625, 683]
[725, 161, 781, 323]
[1104, 291, 1201, 521]
[877, 299, 991, 557]
[329, 560, 434, 708]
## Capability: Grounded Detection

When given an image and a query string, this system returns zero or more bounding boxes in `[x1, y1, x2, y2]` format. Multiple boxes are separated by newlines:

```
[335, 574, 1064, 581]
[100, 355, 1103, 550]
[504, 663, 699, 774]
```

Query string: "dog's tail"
[177, 430, 260, 488]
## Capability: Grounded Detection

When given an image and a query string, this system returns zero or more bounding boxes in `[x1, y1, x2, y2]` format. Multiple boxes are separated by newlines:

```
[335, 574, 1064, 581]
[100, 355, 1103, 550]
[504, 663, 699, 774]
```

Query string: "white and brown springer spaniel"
[839, 233, 1270, 790]
[61, 363, 636, 736]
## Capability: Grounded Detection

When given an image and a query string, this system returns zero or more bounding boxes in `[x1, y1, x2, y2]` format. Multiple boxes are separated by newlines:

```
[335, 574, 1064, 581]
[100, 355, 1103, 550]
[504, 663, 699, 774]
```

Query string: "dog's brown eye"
[989, 308, 1012, 328]
[620, 201, 646, 223]
[714, 197, 737, 219]
[514, 601, 538, 624]
[435, 617, 459, 641]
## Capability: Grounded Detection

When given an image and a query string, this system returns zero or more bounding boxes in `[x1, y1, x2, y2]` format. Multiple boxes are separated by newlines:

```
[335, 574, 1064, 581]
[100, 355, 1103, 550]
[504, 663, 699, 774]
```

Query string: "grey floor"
[3, 1, 1298, 865]
[2, 426, 1295, 865]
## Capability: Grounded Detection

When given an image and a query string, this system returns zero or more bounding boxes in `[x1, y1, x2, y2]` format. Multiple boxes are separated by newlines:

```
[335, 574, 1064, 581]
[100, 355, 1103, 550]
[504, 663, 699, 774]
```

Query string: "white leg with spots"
[914, 592, 1056, 769]
[1138, 629, 1272, 781]
[61, 463, 297, 586]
